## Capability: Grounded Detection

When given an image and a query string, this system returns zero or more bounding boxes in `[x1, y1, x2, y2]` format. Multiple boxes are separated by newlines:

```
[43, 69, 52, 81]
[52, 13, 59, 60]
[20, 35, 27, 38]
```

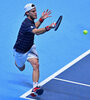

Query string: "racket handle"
[51, 23, 56, 28]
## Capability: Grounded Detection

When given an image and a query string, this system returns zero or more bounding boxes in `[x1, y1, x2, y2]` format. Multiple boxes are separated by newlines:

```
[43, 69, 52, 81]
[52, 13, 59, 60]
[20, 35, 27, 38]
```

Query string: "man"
[13, 3, 56, 96]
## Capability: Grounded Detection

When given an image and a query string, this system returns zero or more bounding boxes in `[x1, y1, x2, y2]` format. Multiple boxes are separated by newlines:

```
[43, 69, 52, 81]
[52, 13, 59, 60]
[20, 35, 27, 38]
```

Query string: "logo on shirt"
[31, 26, 34, 28]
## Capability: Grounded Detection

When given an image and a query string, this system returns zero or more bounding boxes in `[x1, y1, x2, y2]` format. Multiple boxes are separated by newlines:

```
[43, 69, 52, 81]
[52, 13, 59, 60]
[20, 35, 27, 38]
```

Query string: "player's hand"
[41, 9, 52, 20]
[49, 23, 56, 29]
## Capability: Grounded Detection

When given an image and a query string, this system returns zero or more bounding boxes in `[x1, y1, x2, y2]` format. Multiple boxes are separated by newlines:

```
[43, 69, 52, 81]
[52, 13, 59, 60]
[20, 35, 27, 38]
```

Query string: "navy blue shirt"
[13, 18, 36, 53]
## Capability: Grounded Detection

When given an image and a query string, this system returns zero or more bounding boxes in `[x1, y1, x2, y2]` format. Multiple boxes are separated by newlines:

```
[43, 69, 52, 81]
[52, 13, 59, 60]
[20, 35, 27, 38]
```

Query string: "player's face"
[28, 8, 37, 20]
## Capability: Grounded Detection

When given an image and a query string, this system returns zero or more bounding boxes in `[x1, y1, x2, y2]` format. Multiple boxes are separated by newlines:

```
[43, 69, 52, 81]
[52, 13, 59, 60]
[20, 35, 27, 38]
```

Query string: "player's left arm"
[35, 9, 51, 28]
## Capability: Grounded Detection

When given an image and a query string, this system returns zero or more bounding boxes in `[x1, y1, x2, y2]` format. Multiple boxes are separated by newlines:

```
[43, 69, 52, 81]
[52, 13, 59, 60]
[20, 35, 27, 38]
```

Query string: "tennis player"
[13, 3, 56, 96]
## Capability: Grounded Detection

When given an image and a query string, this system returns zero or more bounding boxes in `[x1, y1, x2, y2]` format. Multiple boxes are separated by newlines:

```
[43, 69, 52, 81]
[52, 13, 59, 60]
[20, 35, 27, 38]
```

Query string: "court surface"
[20, 50, 90, 100]
[0, 0, 90, 100]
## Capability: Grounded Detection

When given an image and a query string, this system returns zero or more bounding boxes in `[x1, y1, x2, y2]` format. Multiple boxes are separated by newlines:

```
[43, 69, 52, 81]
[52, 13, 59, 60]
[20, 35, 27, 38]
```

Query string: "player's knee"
[33, 62, 39, 71]
[15, 62, 25, 71]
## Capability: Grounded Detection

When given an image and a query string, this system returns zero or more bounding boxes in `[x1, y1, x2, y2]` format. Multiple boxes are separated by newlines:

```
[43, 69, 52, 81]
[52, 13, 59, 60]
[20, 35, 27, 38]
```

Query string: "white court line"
[21, 97, 36, 100]
[20, 49, 90, 99]
[54, 78, 90, 87]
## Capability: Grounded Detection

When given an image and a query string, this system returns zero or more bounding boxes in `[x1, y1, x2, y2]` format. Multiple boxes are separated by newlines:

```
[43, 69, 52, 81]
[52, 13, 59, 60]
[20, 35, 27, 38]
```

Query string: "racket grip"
[51, 23, 56, 28]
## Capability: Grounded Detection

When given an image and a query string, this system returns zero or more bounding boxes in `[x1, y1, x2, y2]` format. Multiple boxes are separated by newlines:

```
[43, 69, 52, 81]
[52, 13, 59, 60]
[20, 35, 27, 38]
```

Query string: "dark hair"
[31, 4, 35, 7]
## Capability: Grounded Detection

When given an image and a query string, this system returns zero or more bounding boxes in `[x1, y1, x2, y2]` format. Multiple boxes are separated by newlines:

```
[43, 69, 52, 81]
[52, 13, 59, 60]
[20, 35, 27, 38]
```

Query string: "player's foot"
[30, 91, 37, 97]
[30, 86, 44, 97]
[15, 62, 25, 71]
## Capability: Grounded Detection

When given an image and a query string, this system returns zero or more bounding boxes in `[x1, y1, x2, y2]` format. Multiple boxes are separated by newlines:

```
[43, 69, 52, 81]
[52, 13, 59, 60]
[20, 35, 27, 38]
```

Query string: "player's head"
[24, 3, 37, 20]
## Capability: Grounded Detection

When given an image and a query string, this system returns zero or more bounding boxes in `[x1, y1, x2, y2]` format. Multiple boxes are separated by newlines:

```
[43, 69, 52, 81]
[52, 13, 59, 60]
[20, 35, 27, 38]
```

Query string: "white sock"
[33, 82, 38, 88]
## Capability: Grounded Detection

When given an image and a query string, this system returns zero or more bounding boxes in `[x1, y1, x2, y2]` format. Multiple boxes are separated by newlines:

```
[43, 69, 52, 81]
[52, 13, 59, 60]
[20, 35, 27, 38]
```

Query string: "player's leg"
[27, 44, 39, 87]
[28, 58, 39, 86]
[28, 58, 43, 96]
[27, 45, 44, 96]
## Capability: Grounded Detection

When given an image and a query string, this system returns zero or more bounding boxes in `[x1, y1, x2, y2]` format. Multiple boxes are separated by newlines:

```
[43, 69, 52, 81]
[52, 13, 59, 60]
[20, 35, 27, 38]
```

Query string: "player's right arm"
[32, 23, 56, 35]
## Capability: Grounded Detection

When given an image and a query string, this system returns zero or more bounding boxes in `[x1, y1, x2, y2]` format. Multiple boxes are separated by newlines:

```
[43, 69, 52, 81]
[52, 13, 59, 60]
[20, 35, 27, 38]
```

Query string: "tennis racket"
[54, 16, 63, 31]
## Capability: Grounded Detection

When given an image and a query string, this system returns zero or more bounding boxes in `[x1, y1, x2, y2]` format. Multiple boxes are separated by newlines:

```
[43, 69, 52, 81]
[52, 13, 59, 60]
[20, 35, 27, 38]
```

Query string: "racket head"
[54, 16, 63, 31]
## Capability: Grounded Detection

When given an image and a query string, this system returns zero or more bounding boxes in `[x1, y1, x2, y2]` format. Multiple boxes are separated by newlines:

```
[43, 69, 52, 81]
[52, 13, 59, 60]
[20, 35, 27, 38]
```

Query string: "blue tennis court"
[20, 50, 90, 100]
[0, 0, 90, 100]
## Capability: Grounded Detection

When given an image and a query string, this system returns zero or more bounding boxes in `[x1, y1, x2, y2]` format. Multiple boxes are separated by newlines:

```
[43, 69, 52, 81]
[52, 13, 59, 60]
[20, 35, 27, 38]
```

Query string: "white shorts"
[13, 44, 38, 67]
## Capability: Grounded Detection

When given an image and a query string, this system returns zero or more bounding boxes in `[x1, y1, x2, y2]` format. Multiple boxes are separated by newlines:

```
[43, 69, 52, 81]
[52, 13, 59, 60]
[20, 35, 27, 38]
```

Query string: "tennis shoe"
[30, 86, 44, 97]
